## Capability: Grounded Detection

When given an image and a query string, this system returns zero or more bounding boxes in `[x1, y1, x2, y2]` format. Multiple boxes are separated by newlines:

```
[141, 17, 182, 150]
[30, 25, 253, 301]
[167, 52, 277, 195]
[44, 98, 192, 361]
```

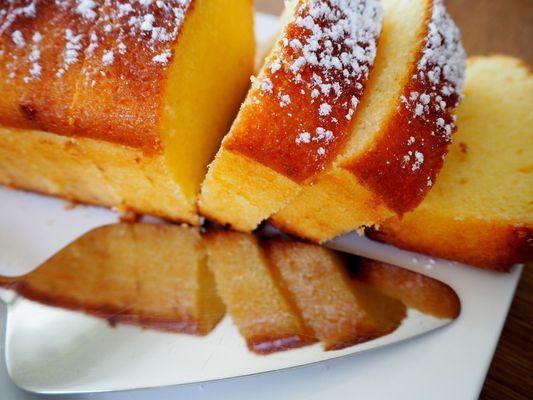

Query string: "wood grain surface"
[255, 1, 532, 399]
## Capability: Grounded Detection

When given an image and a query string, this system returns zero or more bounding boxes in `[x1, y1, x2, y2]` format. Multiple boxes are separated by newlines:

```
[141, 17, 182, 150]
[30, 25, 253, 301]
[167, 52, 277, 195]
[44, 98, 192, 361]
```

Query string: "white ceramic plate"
[0, 13, 522, 400]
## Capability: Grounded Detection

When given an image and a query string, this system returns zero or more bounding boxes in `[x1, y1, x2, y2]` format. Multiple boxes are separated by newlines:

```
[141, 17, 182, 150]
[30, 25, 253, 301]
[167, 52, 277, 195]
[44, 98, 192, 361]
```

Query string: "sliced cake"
[264, 240, 406, 350]
[272, 0, 466, 242]
[0, 223, 225, 335]
[199, 0, 383, 230]
[369, 56, 533, 271]
[204, 231, 314, 353]
[352, 259, 460, 319]
[0, 0, 255, 223]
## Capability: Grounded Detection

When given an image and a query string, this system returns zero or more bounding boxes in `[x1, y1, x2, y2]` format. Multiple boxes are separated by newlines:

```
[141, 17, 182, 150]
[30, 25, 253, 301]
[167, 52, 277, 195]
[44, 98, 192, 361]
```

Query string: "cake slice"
[0, 224, 225, 335]
[368, 56, 533, 271]
[272, 0, 466, 242]
[204, 231, 314, 353]
[264, 240, 406, 350]
[352, 259, 460, 319]
[0, 0, 254, 223]
[199, 0, 383, 230]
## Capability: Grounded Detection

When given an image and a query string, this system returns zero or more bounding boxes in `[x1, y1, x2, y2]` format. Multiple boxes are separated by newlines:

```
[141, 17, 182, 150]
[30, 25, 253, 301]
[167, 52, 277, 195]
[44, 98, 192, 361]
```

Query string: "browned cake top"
[346, 0, 466, 214]
[226, 0, 382, 183]
[0, 0, 193, 152]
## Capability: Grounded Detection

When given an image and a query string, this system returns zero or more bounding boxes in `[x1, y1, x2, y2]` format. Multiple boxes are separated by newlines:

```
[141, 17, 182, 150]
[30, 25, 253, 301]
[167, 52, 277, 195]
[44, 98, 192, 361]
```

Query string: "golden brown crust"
[224, 0, 382, 183]
[23, 1, 94, 136]
[70, 1, 197, 153]
[0, 0, 195, 153]
[0, 0, 72, 131]
[368, 217, 532, 271]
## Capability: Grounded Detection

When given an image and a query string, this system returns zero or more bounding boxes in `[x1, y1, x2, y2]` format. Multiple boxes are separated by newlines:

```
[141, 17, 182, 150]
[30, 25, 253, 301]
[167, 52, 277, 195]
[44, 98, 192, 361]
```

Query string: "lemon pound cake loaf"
[272, 0, 466, 242]
[0, 224, 226, 335]
[0, 0, 254, 223]
[369, 56, 533, 271]
[199, 0, 383, 230]
[265, 240, 406, 350]
[204, 231, 315, 353]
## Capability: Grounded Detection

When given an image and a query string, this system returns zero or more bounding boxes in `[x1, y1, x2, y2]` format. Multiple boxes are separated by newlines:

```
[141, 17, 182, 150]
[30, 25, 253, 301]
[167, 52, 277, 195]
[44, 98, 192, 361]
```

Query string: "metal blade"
[2, 286, 454, 394]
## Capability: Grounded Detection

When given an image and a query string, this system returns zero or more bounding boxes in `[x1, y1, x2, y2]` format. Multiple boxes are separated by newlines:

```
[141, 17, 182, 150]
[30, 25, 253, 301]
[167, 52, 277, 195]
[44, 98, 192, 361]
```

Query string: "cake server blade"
[0, 188, 461, 394]
[0, 281, 457, 395]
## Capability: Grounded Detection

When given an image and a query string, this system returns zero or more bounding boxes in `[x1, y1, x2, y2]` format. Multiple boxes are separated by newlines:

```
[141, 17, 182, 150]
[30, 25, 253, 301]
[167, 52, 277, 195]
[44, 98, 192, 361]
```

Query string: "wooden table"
[480, 266, 532, 399]
[255, 1, 532, 398]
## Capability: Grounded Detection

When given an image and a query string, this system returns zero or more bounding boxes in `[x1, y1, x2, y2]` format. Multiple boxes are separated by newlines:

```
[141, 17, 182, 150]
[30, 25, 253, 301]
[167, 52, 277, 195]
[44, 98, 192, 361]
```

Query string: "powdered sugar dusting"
[0, 1, 37, 36]
[23, 31, 42, 82]
[152, 49, 172, 64]
[295, 131, 311, 144]
[1, 0, 192, 85]
[75, 0, 98, 21]
[399, 0, 466, 174]
[253, 0, 382, 162]
[101, 49, 114, 66]
[419, 0, 466, 96]
[80, 0, 191, 86]
[11, 29, 24, 47]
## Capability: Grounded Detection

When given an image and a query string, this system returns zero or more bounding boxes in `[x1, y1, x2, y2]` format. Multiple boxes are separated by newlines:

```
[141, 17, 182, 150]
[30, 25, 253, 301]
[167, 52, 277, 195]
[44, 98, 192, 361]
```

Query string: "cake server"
[0, 186, 465, 394]
[0, 266, 459, 395]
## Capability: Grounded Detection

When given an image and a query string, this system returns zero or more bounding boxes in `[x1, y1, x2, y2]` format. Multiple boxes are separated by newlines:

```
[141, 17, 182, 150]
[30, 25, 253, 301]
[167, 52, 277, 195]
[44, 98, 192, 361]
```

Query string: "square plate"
[0, 13, 522, 400]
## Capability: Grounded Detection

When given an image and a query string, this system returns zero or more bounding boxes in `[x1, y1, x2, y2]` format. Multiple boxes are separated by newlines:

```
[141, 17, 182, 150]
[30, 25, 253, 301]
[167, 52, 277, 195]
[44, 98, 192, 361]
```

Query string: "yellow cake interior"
[409, 57, 532, 221]
[160, 0, 255, 201]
